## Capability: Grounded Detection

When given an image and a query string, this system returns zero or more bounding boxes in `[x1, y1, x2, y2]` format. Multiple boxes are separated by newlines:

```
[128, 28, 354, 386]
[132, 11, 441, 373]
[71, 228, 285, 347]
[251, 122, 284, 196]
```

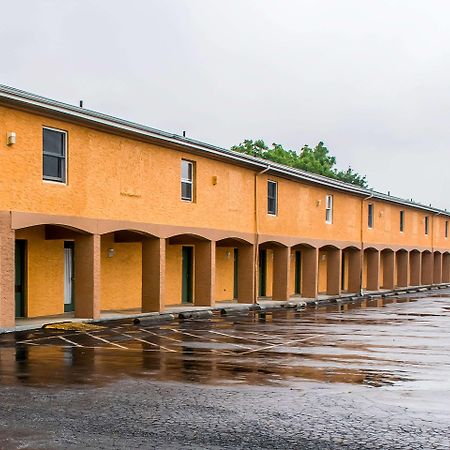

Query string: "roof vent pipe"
[79, 100, 83, 108]
[182, 131, 186, 137]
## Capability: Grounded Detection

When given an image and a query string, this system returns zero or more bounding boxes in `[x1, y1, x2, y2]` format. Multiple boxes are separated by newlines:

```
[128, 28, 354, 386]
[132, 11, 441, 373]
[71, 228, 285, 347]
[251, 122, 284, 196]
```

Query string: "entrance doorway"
[259, 249, 267, 297]
[15, 240, 26, 318]
[182, 246, 193, 303]
[294, 250, 301, 295]
[64, 241, 75, 312]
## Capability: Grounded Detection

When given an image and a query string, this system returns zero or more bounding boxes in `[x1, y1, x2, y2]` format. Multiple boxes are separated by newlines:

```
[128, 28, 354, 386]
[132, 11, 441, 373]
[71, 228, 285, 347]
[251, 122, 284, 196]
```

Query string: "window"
[425, 216, 429, 235]
[445, 220, 448, 238]
[400, 210, 405, 232]
[181, 159, 194, 201]
[368, 203, 374, 228]
[43, 127, 67, 183]
[267, 180, 277, 215]
[325, 194, 333, 224]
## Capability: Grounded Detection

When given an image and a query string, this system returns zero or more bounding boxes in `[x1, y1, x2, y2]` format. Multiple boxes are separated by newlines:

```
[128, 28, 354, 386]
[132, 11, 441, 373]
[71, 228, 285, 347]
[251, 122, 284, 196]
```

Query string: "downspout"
[254, 165, 270, 303]
[360, 193, 374, 295]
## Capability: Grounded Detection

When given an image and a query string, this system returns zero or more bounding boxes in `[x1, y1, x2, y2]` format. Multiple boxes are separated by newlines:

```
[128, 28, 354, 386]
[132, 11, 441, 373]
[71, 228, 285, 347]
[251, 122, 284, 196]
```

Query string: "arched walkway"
[395, 249, 409, 288]
[290, 244, 318, 299]
[166, 234, 215, 307]
[318, 245, 341, 296]
[421, 250, 433, 285]
[216, 238, 255, 304]
[443, 252, 450, 283]
[380, 249, 395, 289]
[14, 224, 97, 320]
[341, 246, 361, 294]
[433, 251, 442, 284]
[409, 250, 421, 286]
[258, 241, 290, 301]
[363, 248, 379, 291]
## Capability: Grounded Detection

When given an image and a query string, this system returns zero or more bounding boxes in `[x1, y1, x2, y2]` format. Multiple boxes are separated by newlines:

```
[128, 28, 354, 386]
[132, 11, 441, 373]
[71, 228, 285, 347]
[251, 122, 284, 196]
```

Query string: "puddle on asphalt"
[0, 292, 450, 391]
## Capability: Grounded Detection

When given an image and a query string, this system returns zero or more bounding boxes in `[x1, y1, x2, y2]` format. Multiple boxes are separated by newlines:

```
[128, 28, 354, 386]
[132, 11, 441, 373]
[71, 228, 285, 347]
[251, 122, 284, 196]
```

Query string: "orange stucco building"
[1, 85, 449, 328]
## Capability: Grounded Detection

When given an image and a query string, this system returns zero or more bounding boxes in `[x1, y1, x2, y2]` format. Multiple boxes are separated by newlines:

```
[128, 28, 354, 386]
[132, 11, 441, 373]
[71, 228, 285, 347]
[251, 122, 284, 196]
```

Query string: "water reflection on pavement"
[1, 292, 450, 449]
[1, 293, 449, 394]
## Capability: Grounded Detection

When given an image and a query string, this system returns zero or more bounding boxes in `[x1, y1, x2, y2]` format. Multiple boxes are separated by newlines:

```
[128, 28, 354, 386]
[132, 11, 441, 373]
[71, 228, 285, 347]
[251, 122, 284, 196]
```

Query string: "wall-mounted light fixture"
[107, 248, 115, 258]
[212, 176, 218, 185]
[316, 199, 321, 207]
[6, 132, 16, 146]
[225, 250, 231, 258]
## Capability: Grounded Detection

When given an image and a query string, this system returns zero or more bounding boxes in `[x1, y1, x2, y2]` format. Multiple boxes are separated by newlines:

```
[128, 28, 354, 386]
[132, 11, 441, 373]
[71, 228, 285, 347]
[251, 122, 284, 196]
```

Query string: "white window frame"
[325, 194, 333, 224]
[43, 126, 67, 184]
[368, 203, 374, 229]
[181, 159, 194, 202]
[267, 180, 278, 216]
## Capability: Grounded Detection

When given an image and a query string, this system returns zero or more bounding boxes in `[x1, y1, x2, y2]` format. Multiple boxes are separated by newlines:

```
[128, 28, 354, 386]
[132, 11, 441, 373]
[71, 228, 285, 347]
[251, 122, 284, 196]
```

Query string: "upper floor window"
[400, 210, 405, 232]
[43, 127, 67, 183]
[325, 194, 333, 224]
[368, 203, 374, 228]
[445, 220, 448, 238]
[424, 216, 429, 235]
[181, 159, 195, 201]
[267, 180, 277, 215]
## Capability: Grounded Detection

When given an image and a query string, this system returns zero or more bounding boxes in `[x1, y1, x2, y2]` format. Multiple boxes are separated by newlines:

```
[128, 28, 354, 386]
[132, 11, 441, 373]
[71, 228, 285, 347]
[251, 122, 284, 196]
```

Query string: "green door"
[15, 240, 26, 318]
[259, 249, 267, 297]
[64, 242, 75, 312]
[182, 246, 193, 303]
[295, 250, 302, 294]
[233, 248, 238, 300]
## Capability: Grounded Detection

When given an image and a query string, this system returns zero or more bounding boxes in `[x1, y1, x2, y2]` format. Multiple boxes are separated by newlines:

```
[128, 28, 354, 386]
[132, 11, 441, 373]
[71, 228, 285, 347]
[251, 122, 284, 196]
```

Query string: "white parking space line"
[139, 329, 183, 343]
[238, 334, 324, 356]
[84, 332, 128, 350]
[170, 329, 251, 349]
[208, 330, 273, 346]
[111, 330, 176, 353]
[58, 336, 83, 347]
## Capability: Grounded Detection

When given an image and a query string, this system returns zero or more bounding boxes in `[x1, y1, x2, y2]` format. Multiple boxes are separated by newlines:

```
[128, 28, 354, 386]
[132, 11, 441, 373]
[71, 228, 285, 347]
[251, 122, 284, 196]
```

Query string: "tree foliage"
[231, 139, 368, 188]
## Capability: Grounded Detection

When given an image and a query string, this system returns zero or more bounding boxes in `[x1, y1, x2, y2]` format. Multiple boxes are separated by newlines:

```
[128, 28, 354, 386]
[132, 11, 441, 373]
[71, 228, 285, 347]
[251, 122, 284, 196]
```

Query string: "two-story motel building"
[1, 85, 449, 329]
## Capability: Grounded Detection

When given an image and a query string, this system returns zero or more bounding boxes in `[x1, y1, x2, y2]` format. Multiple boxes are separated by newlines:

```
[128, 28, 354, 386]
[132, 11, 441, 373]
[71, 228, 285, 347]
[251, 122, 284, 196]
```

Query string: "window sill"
[43, 179, 67, 186]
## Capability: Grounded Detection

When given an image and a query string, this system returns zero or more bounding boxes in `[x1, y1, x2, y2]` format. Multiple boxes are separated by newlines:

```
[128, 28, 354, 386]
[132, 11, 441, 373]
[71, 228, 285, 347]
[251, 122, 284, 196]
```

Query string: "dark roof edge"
[0, 84, 448, 217]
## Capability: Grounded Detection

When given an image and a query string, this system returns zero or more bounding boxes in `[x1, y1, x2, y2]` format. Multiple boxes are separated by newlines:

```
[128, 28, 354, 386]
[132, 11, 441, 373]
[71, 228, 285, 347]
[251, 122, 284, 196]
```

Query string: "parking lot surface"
[1, 292, 450, 449]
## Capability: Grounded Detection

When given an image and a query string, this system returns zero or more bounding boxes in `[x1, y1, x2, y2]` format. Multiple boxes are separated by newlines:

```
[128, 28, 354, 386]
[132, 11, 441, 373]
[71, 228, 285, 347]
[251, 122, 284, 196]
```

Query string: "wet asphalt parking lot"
[0, 291, 450, 449]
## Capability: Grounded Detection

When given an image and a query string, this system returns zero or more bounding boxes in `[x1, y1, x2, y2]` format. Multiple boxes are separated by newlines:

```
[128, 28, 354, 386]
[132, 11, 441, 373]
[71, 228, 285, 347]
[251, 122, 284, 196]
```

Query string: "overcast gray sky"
[1, 1, 449, 209]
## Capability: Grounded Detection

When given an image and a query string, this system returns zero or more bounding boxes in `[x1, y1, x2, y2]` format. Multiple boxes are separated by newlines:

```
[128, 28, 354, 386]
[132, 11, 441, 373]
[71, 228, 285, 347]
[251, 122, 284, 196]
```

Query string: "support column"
[442, 253, 450, 283]
[301, 247, 318, 298]
[142, 238, 166, 312]
[237, 245, 256, 304]
[382, 251, 395, 289]
[272, 246, 290, 301]
[0, 212, 15, 328]
[409, 252, 421, 286]
[347, 249, 361, 293]
[396, 251, 409, 287]
[74, 234, 101, 319]
[421, 252, 433, 285]
[433, 252, 442, 284]
[366, 250, 380, 291]
[194, 241, 215, 307]
[327, 248, 341, 295]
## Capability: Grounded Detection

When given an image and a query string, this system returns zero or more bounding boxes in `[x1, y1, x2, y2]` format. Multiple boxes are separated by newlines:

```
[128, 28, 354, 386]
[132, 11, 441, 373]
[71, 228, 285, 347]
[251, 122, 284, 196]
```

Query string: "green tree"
[231, 139, 368, 188]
